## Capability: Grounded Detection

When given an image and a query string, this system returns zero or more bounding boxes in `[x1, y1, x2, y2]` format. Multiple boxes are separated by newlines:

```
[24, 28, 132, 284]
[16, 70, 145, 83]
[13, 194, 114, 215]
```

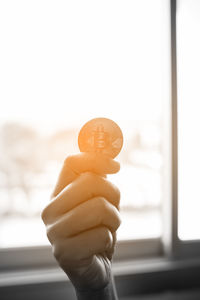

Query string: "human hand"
[41, 153, 121, 293]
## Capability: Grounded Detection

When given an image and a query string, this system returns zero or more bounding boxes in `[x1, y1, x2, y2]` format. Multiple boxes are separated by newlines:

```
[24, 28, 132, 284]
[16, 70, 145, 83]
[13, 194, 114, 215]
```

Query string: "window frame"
[0, 238, 163, 271]
[169, 0, 200, 260]
[0, 0, 200, 273]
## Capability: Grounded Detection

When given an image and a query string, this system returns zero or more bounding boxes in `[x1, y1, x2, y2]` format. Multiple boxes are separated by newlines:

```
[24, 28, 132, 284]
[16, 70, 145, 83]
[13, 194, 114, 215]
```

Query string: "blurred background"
[0, 0, 165, 248]
[1, 0, 200, 299]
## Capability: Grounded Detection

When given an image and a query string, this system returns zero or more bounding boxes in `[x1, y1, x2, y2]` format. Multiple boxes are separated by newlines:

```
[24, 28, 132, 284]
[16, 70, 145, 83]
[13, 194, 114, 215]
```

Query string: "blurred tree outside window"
[0, 0, 167, 248]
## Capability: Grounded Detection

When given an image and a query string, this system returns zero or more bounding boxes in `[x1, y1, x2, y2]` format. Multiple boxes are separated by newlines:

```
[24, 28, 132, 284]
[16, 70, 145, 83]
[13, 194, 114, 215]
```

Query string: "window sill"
[1, 256, 200, 298]
[0, 238, 162, 271]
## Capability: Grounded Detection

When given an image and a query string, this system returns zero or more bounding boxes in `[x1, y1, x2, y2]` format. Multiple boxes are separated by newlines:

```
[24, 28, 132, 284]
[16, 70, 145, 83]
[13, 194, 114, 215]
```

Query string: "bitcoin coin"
[78, 118, 123, 158]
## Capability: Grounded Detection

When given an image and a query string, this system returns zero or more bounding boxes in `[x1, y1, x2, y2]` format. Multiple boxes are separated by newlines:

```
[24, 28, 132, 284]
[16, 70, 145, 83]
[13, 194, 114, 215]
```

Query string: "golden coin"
[78, 118, 123, 158]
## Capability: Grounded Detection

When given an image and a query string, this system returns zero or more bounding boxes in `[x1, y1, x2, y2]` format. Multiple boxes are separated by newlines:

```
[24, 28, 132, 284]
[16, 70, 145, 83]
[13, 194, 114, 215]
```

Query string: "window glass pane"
[0, 0, 168, 248]
[177, 0, 200, 240]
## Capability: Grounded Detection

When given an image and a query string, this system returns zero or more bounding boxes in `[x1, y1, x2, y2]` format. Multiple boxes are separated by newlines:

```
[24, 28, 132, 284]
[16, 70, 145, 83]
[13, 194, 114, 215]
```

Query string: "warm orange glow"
[0, 0, 166, 248]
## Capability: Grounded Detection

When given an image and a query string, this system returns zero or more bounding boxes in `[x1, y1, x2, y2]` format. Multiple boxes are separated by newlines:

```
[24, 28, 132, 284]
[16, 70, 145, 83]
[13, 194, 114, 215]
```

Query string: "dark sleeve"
[75, 275, 118, 300]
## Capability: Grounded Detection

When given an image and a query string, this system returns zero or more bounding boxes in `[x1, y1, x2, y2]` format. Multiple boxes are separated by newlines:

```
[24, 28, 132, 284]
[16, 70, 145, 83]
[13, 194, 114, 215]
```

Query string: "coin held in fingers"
[78, 118, 123, 158]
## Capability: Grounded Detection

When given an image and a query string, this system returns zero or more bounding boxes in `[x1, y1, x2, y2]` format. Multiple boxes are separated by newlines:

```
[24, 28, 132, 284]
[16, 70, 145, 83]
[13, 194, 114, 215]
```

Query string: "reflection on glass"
[0, 0, 166, 248]
[177, 0, 200, 240]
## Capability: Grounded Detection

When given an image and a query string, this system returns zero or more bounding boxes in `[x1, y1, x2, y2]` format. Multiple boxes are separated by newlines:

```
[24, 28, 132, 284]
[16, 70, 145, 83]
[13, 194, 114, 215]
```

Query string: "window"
[0, 0, 168, 252]
[1, 0, 199, 270]
[177, 0, 200, 241]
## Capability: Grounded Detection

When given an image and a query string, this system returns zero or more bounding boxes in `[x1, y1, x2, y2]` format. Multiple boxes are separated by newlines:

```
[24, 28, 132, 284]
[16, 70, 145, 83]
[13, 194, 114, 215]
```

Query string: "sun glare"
[0, 0, 166, 247]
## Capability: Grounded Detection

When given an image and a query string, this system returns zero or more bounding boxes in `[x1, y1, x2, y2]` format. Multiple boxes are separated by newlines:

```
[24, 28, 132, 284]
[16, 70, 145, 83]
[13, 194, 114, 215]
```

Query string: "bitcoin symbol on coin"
[78, 118, 123, 158]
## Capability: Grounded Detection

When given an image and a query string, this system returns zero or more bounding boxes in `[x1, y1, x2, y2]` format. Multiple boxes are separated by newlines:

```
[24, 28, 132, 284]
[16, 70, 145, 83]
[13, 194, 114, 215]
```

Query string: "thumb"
[52, 152, 120, 198]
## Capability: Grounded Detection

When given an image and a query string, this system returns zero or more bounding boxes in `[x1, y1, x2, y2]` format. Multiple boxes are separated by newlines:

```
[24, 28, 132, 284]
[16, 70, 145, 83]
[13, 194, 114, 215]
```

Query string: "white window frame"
[169, 0, 200, 260]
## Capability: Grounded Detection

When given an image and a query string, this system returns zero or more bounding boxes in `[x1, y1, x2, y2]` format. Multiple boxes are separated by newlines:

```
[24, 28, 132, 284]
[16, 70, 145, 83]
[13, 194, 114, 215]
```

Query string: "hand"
[41, 153, 121, 293]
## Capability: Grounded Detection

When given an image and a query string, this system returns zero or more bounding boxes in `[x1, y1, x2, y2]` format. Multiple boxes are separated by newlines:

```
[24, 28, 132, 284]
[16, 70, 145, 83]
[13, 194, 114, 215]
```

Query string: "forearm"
[75, 275, 118, 300]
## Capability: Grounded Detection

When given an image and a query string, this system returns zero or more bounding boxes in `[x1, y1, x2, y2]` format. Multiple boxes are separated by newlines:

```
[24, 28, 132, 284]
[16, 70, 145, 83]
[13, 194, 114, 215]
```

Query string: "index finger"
[52, 152, 120, 197]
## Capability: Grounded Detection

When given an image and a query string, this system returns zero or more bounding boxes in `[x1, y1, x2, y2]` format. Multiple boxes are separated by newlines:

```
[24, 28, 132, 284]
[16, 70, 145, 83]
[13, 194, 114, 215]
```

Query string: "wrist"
[75, 277, 118, 300]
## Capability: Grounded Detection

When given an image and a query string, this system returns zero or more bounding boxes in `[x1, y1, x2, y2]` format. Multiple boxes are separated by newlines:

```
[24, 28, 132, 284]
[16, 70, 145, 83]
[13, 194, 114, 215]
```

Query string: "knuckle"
[53, 241, 68, 263]
[80, 171, 95, 185]
[97, 197, 108, 213]
[84, 171, 94, 181]
[92, 197, 107, 224]
[41, 196, 57, 225]
[100, 227, 112, 247]
[101, 201, 121, 232]
[52, 243, 62, 262]
[113, 184, 121, 206]
[53, 241, 74, 268]
[46, 225, 54, 244]
[114, 212, 122, 231]
[41, 205, 49, 224]
[64, 155, 74, 167]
